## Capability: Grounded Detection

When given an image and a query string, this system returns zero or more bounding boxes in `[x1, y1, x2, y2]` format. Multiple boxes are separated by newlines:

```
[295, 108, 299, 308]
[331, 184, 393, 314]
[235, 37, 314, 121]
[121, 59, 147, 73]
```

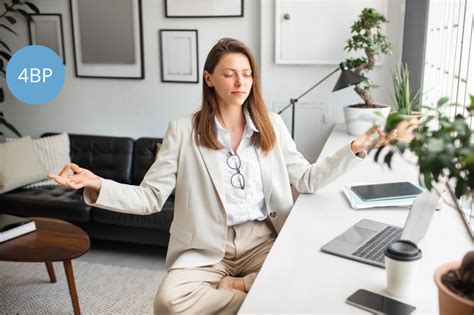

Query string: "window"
[422, 0, 473, 125]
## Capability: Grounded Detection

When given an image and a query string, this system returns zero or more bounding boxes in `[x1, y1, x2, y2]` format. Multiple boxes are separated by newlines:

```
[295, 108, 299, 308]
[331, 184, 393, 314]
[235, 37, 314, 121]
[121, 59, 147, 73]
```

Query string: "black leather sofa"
[0, 133, 174, 246]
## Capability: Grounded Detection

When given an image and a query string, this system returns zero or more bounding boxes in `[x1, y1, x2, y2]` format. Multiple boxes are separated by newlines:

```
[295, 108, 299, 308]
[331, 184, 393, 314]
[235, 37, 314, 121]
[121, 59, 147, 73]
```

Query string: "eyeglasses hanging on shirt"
[227, 152, 245, 190]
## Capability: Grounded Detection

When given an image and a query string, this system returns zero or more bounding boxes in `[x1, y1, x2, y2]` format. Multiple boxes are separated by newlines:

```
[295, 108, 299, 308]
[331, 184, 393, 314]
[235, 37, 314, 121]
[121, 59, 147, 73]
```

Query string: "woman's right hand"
[48, 163, 102, 192]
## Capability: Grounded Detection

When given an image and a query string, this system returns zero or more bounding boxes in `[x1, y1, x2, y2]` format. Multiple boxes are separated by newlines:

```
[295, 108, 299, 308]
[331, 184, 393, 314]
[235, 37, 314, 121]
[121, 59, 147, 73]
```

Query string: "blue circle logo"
[6, 45, 65, 105]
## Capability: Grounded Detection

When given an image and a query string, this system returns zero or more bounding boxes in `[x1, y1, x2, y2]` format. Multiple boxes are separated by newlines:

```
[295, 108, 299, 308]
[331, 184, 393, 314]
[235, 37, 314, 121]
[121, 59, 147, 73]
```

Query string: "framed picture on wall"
[28, 14, 66, 64]
[159, 29, 199, 83]
[165, 0, 243, 18]
[70, 0, 144, 79]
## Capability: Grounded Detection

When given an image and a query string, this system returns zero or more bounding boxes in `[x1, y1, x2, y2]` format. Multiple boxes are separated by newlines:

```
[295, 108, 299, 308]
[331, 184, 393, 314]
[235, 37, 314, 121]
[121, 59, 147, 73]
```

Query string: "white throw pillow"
[0, 136, 48, 193]
[24, 133, 71, 188]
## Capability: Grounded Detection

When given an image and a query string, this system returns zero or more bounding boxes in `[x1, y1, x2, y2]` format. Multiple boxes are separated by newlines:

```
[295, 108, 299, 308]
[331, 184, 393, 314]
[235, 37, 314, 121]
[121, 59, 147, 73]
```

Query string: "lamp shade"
[332, 62, 367, 92]
[278, 62, 368, 139]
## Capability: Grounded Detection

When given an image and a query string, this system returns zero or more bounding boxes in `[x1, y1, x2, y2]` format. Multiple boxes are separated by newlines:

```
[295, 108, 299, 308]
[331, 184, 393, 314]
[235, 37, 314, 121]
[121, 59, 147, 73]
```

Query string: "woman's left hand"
[350, 125, 398, 156]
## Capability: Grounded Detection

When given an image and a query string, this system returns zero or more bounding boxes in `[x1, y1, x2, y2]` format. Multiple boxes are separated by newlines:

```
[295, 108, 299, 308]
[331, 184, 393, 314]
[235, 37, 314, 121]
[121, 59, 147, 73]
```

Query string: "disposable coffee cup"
[384, 239, 422, 298]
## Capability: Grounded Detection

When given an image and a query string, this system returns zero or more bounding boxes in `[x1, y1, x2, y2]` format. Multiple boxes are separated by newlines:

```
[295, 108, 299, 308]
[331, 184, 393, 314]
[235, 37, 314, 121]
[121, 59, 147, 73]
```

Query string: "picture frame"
[159, 30, 199, 83]
[28, 14, 66, 64]
[165, 0, 243, 18]
[69, 0, 144, 79]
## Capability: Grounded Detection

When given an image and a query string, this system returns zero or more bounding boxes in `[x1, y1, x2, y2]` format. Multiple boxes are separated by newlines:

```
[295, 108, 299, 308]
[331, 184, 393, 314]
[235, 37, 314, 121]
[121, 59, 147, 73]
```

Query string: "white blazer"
[85, 113, 362, 270]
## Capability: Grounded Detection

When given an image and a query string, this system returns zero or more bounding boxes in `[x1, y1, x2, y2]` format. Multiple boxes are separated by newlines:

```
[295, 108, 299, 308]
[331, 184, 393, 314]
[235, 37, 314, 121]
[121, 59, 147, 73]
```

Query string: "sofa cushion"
[25, 132, 71, 188]
[91, 195, 174, 230]
[0, 136, 47, 193]
[44, 133, 134, 184]
[0, 186, 91, 222]
[133, 138, 163, 185]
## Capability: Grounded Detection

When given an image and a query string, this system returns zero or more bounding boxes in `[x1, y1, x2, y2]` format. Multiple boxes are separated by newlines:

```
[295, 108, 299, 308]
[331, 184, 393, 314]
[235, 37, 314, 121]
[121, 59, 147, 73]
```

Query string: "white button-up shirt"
[214, 109, 267, 226]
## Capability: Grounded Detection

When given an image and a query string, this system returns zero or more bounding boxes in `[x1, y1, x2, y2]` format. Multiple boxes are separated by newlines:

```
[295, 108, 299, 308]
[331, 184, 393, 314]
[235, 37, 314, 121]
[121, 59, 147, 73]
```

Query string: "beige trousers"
[154, 219, 276, 314]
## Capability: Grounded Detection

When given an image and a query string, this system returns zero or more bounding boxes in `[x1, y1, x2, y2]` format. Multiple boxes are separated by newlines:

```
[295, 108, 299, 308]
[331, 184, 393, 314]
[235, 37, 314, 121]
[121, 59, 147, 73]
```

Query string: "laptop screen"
[400, 190, 439, 243]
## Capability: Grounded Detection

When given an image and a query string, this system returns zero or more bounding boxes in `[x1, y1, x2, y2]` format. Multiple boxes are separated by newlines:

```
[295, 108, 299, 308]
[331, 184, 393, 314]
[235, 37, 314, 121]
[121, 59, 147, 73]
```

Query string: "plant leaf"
[0, 118, 22, 137]
[4, 15, 17, 25]
[454, 180, 466, 199]
[422, 172, 433, 191]
[0, 51, 11, 61]
[0, 41, 12, 53]
[437, 97, 449, 108]
[374, 146, 384, 163]
[0, 23, 18, 36]
[384, 111, 403, 133]
[23, 1, 40, 14]
[15, 8, 33, 21]
[383, 151, 394, 169]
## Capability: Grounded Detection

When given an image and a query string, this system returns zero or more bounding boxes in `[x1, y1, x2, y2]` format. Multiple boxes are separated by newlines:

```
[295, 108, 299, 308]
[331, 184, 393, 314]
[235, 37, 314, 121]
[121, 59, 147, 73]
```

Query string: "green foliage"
[0, 0, 39, 136]
[345, 56, 367, 70]
[375, 96, 474, 198]
[344, 8, 392, 107]
[392, 64, 422, 115]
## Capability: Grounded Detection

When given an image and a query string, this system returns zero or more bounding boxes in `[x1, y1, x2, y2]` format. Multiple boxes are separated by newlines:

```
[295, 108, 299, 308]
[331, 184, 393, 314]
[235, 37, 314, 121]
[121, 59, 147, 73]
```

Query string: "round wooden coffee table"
[0, 217, 90, 315]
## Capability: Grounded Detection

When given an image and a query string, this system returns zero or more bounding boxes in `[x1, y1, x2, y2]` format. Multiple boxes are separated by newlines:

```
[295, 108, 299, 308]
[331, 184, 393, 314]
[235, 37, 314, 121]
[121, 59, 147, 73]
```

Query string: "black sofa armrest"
[43, 132, 134, 184]
[132, 137, 163, 185]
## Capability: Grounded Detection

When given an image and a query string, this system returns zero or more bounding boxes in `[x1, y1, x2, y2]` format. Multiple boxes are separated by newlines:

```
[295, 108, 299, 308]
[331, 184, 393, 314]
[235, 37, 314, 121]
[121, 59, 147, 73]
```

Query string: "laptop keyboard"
[352, 225, 402, 263]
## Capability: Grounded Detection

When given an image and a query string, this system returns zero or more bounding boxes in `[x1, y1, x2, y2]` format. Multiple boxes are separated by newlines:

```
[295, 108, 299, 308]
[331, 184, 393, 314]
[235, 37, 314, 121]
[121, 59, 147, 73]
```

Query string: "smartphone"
[346, 289, 416, 314]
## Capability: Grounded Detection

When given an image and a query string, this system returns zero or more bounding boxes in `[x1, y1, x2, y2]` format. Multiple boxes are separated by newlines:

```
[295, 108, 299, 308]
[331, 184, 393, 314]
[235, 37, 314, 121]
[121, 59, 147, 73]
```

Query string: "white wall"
[260, 0, 405, 159]
[1, 0, 405, 160]
[1, 0, 260, 139]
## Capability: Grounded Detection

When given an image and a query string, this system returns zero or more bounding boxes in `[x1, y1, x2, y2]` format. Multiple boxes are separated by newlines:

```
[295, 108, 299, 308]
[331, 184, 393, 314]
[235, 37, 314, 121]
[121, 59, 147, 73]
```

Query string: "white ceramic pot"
[343, 105, 391, 136]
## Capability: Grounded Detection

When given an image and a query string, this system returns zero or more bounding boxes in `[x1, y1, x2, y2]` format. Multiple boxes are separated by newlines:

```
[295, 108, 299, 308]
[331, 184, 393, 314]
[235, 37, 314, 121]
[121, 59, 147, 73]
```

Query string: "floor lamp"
[278, 62, 367, 138]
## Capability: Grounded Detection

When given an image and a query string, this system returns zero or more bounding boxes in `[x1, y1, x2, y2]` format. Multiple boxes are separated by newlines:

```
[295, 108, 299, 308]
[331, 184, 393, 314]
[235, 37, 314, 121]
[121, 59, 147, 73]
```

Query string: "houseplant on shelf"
[375, 95, 474, 314]
[0, 0, 39, 139]
[384, 63, 423, 142]
[343, 7, 392, 136]
[391, 63, 422, 117]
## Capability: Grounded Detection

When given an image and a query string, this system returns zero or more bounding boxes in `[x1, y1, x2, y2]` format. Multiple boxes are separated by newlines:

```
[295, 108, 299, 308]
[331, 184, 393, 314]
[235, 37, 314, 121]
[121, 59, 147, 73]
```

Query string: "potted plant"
[0, 0, 39, 139]
[343, 7, 392, 136]
[375, 95, 474, 314]
[384, 63, 423, 142]
[392, 63, 422, 117]
[434, 251, 474, 315]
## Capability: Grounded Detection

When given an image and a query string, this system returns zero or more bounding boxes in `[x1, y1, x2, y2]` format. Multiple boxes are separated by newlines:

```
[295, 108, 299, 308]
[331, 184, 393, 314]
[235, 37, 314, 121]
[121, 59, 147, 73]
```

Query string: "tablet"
[350, 182, 423, 201]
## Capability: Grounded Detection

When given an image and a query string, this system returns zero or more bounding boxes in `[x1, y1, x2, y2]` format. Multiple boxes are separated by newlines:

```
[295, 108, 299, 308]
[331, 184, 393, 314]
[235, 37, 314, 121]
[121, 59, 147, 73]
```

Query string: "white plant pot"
[343, 105, 391, 136]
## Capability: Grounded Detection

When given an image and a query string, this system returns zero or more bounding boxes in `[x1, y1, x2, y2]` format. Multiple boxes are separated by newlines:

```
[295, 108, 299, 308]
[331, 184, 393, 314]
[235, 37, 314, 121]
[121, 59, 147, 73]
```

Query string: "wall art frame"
[70, 0, 144, 79]
[159, 29, 199, 83]
[165, 0, 243, 18]
[28, 14, 66, 64]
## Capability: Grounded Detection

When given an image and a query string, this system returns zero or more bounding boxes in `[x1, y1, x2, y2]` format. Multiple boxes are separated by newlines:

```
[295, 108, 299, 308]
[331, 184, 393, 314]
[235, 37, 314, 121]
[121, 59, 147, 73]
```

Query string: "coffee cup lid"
[385, 240, 422, 261]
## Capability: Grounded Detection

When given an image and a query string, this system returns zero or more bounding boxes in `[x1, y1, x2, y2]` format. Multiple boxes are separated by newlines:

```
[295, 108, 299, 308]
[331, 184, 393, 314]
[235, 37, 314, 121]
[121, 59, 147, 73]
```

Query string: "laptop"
[320, 190, 439, 268]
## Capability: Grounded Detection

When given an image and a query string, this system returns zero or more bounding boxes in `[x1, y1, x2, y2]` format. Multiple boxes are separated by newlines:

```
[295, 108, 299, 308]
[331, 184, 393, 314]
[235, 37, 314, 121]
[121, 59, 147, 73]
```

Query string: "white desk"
[240, 124, 473, 314]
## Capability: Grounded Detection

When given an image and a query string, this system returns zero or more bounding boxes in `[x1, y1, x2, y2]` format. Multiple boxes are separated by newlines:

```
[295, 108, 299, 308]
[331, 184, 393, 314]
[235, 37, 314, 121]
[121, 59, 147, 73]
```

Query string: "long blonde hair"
[193, 38, 276, 154]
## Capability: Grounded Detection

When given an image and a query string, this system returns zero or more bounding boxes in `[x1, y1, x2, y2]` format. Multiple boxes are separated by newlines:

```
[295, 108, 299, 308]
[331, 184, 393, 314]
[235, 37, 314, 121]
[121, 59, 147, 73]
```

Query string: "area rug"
[0, 260, 166, 314]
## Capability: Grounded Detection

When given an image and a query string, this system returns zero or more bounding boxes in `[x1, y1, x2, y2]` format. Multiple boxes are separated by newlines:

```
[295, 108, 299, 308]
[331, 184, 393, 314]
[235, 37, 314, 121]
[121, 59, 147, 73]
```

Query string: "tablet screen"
[350, 182, 423, 201]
